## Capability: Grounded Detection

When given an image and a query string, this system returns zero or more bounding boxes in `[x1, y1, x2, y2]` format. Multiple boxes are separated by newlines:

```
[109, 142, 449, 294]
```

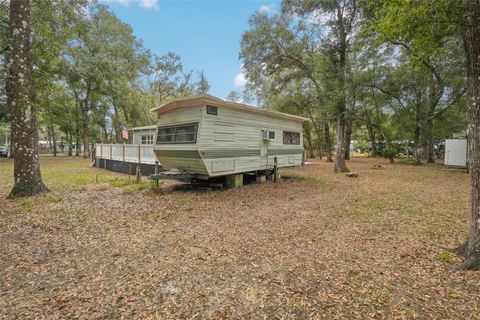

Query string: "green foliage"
[383, 144, 399, 162]
[438, 250, 454, 263]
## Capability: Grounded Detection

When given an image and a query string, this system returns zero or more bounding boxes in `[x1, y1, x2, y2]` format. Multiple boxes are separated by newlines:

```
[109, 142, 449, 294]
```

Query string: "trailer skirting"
[94, 158, 163, 176]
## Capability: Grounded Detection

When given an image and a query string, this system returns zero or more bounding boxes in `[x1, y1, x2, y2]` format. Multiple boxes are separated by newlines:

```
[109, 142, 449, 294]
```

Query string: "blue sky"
[100, 0, 280, 100]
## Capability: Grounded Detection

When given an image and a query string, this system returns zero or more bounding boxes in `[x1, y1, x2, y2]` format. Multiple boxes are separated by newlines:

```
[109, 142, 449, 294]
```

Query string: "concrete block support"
[256, 175, 266, 183]
[226, 174, 243, 188]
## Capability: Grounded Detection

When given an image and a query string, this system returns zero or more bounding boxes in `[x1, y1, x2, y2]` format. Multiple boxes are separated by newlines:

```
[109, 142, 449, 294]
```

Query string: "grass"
[0, 156, 478, 319]
[438, 250, 455, 262]
[0, 156, 154, 195]
[281, 172, 331, 189]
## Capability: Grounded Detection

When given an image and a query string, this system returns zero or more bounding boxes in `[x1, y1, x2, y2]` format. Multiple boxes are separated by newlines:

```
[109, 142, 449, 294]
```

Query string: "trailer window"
[206, 105, 218, 115]
[157, 123, 198, 144]
[283, 131, 300, 145]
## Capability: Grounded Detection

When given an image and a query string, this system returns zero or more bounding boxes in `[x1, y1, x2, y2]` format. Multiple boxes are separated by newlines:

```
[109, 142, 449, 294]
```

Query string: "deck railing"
[95, 144, 157, 165]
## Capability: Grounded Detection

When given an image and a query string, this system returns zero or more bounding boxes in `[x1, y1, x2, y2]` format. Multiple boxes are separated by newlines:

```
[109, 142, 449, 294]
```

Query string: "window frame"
[283, 131, 301, 145]
[206, 105, 218, 115]
[141, 134, 154, 145]
[156, 122, 199, 145]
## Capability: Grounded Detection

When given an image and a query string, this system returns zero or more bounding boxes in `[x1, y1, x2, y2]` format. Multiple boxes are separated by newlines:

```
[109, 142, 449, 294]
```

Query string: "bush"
[383, 145, 399, 163]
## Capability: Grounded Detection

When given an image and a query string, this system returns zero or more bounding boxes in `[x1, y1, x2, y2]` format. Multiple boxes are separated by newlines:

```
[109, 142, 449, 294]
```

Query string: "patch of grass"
[422, 228, 445, 241]
[282, 173, 331, 189]
[37, 193, 63, 203]
[397, 158, 419, 165]
[121, 180, 153, 194]
[438, 250, 454, 263]
[107, 177, 132, 187]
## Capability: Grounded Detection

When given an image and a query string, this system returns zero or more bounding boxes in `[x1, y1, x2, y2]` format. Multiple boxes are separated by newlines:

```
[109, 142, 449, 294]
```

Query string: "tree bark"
[413, 83, 423, 165]
[303, 126, 315, 158]
[345, 118, 352, 160]
[333, 4, 349, 173]
[324, 122, 333, 162]
[74, 98, 80, 156]
[460, 0, 480, 270]
[367, 124, 377, 155]
[82, 87, 90, 158]
[7, 0, 48, 197]
[50, 121, 57, 157]
[425, 116, 435, 163]
[314, 125, 322, 159]
[334, 112, 349, 172]
[65, 129, 72, 156]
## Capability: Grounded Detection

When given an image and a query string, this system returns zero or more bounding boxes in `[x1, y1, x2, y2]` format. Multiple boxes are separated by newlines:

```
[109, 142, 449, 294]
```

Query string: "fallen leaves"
[0, 157, 479, 318]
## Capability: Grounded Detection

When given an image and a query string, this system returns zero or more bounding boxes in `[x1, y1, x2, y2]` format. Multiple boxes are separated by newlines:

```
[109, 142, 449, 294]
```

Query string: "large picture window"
[156, 123, 198, 144]
[283, 131, 300, 145]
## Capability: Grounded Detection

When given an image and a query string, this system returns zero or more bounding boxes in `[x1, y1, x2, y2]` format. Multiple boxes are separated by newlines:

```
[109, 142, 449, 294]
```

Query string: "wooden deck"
[95, 144, 157, 165]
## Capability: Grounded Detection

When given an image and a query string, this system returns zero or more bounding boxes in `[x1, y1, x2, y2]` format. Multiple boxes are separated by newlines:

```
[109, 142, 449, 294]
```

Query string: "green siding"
[154, 150, 201, 159]
[268, 148, 304, 155]
[200, 148, 260, 159]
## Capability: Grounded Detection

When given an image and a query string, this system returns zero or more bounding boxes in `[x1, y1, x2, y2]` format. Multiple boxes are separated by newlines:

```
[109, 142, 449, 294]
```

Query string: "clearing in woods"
[0, 156, 479, 318]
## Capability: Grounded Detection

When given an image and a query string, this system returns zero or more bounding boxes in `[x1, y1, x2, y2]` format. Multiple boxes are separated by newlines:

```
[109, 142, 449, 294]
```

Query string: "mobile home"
[151, 95, 306, 179]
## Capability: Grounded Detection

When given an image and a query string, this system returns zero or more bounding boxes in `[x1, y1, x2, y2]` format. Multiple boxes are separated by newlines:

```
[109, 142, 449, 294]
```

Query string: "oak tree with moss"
[7, 0, 48, 197]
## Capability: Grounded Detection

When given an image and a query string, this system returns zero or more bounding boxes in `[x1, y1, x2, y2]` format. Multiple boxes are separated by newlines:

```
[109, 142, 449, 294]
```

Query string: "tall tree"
[240, 12, 334, 162]
[151, 52, 194, 103]
[282, 0, 359, 172]
[195, 70, 210, 94]
[7, 0, 48, 197]
[462, 0, 480, 270]
[226, 90, 242, 102]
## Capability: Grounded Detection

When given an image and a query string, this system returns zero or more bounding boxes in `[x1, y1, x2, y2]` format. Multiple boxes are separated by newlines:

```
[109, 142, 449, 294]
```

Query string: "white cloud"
[259, 4, 273, 14]
[139, 0, 159, 9]
[100, 0, 159, 10]
[234, 72, 247, 87]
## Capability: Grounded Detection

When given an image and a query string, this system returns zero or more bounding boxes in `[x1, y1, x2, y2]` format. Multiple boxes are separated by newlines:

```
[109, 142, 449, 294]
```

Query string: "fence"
[95, 144, 157, 165]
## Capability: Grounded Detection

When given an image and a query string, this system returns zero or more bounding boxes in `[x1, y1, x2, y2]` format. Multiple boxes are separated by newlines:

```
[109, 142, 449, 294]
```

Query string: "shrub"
[383, 145, 399, 163]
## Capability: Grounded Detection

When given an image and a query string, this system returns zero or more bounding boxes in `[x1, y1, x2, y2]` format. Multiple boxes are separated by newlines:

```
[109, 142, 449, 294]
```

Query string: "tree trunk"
[334, 112, 349, 172]
[65, 129, 72, 156]
[324, 122, 333, 162]
[425, 116, 435, 163]
[304, 126, 315, 158]
[333, 4, 349, 173]
[413, 85, 423, 165]
[74, 100, 80, 156]
[82, 89, 90, 158]
[367, 124, 377, 155]
[345, 118, 352, 160]
[333, 3, 350, 172]
[111, 98, 122, 143]
[47, 125, 52, 152]
[413, 123, 422, 165]
[460, 0, 480, 270]
[305, 108, 322, 159]
[50, 122, 57, 157]
[7, 0, 48, 197]
[313, 123, 322, 159]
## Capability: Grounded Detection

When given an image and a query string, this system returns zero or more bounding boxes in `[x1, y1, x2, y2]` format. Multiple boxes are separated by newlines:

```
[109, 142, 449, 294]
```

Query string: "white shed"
[445, 138, 468, 168]
[150, 95, 306, 179]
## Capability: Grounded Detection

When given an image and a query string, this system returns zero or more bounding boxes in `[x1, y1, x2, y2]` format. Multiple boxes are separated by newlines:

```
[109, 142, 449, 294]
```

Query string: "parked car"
[0, 146, 8, 157]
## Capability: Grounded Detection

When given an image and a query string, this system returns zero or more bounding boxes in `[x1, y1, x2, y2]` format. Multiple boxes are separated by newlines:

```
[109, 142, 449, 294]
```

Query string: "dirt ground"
[0, 157, 479, 319]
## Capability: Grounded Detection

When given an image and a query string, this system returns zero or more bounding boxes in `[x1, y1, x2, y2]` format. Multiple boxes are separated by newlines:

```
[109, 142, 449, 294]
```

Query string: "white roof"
[128, 125, 156, 132]
[150, 95, 307, 123]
